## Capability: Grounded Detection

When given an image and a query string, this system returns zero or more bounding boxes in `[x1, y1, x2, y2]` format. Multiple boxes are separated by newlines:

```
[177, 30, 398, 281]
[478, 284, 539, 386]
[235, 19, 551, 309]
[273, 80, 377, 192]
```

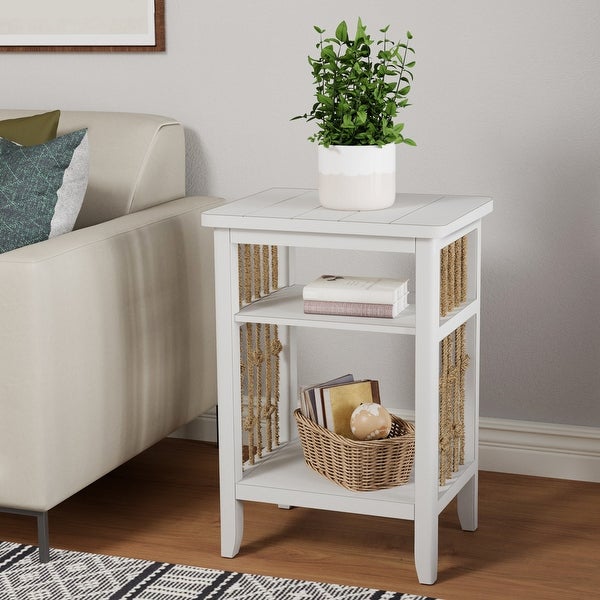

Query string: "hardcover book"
[299, 373, 354, 420]
[304, 293, 409, 318]
[320, 379, 381, 438]
[303, 275, 409, 304]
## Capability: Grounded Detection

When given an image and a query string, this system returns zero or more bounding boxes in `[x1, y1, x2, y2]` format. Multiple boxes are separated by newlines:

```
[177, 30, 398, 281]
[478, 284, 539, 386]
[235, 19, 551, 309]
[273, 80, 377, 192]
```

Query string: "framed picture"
[0, 0, 165, 52]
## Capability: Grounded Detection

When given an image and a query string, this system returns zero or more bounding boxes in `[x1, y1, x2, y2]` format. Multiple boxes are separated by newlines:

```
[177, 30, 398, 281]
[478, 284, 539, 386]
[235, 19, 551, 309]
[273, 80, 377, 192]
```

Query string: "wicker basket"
[294, 409, 415, 491]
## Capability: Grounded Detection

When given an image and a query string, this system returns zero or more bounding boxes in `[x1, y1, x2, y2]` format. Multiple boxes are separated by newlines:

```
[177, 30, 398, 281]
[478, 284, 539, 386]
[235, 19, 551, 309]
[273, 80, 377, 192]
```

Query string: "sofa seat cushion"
[0, 128, 89, 253]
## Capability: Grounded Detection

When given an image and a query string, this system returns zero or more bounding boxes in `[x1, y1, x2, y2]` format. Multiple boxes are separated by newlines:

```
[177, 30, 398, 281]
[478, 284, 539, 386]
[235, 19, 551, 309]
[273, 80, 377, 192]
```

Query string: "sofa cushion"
[0, 110, 60, 145]
[0, 128, 89, 253]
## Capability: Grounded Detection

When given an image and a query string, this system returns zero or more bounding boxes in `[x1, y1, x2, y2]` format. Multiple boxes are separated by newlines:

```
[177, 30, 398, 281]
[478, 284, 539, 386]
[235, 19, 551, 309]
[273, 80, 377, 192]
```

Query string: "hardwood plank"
[1, 438, 598, 599]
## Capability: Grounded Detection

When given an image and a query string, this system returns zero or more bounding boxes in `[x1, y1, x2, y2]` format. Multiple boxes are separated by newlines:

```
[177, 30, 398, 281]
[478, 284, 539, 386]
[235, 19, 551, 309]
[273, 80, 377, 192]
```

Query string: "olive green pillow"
[0, 110, 60, 146]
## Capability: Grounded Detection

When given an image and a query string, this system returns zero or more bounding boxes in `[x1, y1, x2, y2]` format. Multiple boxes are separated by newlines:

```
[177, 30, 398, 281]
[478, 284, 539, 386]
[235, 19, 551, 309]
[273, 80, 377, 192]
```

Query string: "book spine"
[304, 299, 407, 318]
[302, 288, 407, 304]
[302, 279, 408, 304]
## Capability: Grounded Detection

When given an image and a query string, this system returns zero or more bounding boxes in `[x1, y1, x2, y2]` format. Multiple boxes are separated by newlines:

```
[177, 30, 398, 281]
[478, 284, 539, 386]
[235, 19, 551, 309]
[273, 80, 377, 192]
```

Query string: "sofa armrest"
[0, 195, 223, 511]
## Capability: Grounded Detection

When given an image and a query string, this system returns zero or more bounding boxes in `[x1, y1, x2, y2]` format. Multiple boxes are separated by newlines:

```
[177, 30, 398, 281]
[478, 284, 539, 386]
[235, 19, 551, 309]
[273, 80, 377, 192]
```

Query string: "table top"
[201, 188, 493, 239]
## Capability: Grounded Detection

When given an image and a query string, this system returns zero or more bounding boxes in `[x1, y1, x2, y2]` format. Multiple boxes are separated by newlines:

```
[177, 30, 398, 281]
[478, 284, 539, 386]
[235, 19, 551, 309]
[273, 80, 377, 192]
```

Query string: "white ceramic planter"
[318, 143, 396, 211]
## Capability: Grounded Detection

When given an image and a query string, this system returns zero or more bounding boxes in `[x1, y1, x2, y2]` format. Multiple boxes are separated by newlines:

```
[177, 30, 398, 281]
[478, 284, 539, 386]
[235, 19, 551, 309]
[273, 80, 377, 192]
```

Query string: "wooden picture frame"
[0, 0, 165, 52]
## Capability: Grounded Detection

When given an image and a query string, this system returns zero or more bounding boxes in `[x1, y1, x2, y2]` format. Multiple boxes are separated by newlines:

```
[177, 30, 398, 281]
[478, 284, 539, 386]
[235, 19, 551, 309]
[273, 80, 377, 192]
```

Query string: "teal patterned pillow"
[0, 128, 88, 253]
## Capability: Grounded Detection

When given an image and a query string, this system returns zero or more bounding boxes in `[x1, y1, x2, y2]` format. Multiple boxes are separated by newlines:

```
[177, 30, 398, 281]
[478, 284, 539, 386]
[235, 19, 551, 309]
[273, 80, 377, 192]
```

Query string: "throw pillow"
[0, 110, 60, 146]
[0, 128, 89, 254]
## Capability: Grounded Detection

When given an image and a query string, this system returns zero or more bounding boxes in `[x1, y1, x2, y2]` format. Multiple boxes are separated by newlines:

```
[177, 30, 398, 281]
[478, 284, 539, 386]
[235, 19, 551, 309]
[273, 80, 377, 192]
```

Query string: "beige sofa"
[0, 110, 222, 560]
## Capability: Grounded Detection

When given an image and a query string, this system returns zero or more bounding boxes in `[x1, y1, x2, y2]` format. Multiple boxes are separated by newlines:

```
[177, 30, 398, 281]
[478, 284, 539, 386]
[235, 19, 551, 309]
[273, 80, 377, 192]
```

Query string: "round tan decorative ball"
[350, 403, 392, 440]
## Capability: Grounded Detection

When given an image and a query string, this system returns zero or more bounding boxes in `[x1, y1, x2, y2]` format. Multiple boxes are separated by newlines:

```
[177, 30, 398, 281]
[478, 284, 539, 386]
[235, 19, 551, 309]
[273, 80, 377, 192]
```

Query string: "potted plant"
[293, 18, 416, 210]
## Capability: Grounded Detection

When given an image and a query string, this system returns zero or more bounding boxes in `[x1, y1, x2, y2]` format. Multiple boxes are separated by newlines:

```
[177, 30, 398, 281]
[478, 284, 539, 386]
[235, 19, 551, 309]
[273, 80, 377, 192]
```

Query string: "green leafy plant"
[293, 18, 416, 147]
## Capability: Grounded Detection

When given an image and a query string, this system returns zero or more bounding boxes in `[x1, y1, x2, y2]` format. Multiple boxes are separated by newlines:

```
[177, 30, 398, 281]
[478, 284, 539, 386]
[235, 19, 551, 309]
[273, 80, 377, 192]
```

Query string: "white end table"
[201, 188, 493, 584]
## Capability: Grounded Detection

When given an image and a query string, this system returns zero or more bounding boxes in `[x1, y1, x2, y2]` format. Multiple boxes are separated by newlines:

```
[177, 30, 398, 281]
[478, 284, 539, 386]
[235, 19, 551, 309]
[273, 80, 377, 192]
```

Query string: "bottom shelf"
[236, 440, 476, 521]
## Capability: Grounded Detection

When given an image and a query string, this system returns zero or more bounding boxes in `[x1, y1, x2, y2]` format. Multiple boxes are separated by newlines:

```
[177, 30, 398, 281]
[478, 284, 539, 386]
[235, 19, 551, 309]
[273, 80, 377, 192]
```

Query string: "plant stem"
[395, 36, 410, 95]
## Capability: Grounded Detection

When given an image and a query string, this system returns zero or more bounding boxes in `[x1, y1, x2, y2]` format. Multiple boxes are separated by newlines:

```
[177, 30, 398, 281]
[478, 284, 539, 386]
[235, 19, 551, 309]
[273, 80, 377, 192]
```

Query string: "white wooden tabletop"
[201, 188, 493, 239]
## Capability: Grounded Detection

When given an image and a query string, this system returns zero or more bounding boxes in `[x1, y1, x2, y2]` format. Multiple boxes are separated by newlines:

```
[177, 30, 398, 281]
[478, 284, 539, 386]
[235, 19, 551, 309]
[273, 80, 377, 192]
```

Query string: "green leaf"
[385, 101, 397, 116]
[403, 138, 417, 146]
[398, 85, 411, 95]
[321, 45, 337, 60]
[407, 31, 413, 39]
[355, 17, 367, 42]
[313, 25, 325, 34]
[335, 20, 348, 42]
[342, 113, 355, 129]
[316, 93, 333, 107]
[324, 36, 341, 45]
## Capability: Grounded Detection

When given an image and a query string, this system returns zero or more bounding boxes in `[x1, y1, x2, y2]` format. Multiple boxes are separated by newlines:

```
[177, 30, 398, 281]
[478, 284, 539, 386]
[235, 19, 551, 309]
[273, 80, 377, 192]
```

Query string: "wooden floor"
[1, 439, 598, 600]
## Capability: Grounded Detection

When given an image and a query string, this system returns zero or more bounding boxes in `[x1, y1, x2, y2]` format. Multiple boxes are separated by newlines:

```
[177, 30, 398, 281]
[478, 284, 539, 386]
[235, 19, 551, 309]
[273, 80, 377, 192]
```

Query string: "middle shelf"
[236, 285, 415, 334]
[235, 284, 477, 338]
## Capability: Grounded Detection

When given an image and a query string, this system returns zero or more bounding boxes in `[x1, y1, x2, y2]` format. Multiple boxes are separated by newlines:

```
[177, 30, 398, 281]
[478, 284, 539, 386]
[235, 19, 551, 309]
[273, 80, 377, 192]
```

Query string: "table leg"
[214, 229, 244, 558]
[220, 497, 244, 558]
[414, 237, 442, 585]
[414, 513, 439, 585]
[458, 472, 478, 531]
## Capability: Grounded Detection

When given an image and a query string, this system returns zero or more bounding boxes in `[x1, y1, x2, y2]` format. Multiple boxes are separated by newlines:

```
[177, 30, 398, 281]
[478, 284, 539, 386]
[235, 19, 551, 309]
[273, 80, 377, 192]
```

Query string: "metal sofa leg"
[36, 511, 50, 562]
[0, 507, 50, 562]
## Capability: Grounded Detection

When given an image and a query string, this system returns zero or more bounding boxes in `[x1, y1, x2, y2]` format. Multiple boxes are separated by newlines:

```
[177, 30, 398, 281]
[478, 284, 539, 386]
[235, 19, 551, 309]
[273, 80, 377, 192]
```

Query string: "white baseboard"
[172, 408, 600, 483]
[171, 407, 219, 444]
[477, 416, 600, 483]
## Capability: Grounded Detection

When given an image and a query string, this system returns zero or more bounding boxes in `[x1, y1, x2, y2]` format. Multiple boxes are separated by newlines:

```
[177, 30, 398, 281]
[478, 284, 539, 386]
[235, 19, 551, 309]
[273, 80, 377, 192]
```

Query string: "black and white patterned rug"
[0, 542, 441, 600]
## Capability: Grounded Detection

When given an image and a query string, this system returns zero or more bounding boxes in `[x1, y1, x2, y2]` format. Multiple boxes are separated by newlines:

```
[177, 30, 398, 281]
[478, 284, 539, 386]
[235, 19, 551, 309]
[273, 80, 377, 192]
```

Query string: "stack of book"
[302, 274, 409, 318]
[300, 373, 381, 439]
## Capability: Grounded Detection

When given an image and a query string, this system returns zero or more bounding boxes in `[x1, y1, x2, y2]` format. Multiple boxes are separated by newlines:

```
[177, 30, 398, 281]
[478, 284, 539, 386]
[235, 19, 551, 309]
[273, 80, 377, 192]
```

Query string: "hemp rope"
[452, 329, 461, 472]
[237, 247, 246, 412]
[270, 246, 280, 446]
[238, 245, 255, 463]
[262, 246, 274, 453]
[439, 236, 469, 484]
[454, 238, 462, 309]
[252, 246, 264, 459]
[440, 246, 449, 317]
[440, 237, 468, 317]
[243, 244, 252, 305]
[458, 324, 469, 465]
[245, 321, 256, 463]
[448, 240, 456, 313]
[271, 246, 279, 289]
[237, 244, 282, 465]
[439, 336, 452, 484]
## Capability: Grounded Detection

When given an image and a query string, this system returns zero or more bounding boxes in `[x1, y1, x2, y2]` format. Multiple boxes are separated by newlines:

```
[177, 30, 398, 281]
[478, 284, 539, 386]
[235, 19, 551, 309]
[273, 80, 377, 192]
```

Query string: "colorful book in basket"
[303, 275, 409, 304]
[299, 373, 354, 421]
[319, 379, 381, 439]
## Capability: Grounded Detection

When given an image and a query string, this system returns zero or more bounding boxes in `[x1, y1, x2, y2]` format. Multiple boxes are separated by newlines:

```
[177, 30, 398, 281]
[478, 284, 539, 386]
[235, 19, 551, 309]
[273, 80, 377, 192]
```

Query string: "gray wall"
[3, 1, 598, 426]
